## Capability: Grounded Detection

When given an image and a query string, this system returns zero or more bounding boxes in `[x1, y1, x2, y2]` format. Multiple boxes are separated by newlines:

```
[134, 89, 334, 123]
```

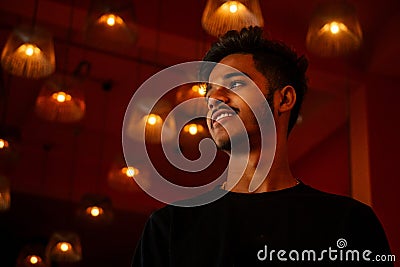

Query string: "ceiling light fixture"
[76, 194, 114, 224]
[0, 0, 55, 79]
[107, 155, 150, 192]
[84, 0, 138, 50]
[201, 0, 264, 37]
[306, 1, 363, 57]
[16, 243, 48, 267]
[34, 71, 86, 123]
[34, 1, 88, 123]
[46, 232, 82, 263]
[126, 98, 177, 144]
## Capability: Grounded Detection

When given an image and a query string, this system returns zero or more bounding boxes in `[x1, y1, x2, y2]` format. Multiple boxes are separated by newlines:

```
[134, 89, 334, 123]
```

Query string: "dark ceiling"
[0, 0, 399, 266]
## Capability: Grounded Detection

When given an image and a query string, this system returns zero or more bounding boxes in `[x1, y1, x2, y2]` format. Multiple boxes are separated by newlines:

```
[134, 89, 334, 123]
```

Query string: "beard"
[215, 92, 274, 154]
[217, 139, 231, 152]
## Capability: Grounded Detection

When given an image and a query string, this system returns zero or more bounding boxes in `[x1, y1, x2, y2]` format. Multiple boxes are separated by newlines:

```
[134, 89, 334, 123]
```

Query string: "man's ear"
[276, 85, 296, 114]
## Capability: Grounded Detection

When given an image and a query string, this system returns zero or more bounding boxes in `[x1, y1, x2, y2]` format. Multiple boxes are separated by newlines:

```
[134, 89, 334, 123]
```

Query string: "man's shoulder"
[150, 182, 374, 218]
[299, 183, 370, 208]
[298, 184, 373, 218]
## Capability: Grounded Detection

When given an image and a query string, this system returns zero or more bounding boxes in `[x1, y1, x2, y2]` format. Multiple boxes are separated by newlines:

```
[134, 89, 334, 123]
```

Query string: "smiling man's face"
[205, 54, 271, 152]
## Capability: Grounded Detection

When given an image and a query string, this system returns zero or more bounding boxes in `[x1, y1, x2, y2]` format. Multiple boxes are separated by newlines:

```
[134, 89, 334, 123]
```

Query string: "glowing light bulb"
[147, 116, 156, 125]
[0, 139, 9, 149]
[57, 93, 66, 102]
[146, 114, 162, 125]
[192, 84, 207, 96]
[107, 15, 116, 26]
[16, 43, 41, 57]
[57, 242, 72, 252]
[26, 255, 42, 265]
[86, 206, 104, 217]
[98, 13, 124, 27]
[26, 46, 34, 56]
[52, 91, 72, 103]
[198, 84, 207, 96]
[184, 124, 204, 136]
[188, 125, 198, 135]
[228, 1, 238, 13]
[122, 166, 139, 178]
[329, 22, 340, 34]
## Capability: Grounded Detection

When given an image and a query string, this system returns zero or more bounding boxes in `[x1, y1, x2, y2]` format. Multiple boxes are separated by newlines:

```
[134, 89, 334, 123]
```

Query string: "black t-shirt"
[132, 182, 393, 266]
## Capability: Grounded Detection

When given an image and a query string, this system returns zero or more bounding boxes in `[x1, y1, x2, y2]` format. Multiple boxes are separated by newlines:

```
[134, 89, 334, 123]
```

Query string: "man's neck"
[225, 145, 297, 193]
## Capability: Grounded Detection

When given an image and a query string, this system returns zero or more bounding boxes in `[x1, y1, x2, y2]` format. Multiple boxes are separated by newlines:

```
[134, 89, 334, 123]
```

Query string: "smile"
[211, 108, 238, 128]
[215, 112, 234, 122]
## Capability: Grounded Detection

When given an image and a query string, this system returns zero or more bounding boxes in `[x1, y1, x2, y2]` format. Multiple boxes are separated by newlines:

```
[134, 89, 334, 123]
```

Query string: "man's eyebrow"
[223, 71, 251, 80]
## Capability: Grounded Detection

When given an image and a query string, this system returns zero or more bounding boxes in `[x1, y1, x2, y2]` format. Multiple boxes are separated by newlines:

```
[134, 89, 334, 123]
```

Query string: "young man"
[132, 27, 392, 266]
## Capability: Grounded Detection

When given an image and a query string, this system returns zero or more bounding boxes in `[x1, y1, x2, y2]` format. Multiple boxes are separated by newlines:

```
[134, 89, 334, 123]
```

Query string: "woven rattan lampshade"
[175, 83, 208, 118]
[107, 155, 150, 192]
[76, 194, 114, 224]
[16, 244, 48, 267]
[201, 0, 264, 37]
[34, 74, 85, 123]
[126, 98, 176, 144]
[84, 0, 138, 50]
[1, 25, 55, 79]
[306, 1, 363, 57]
[46, 232, 82, 263]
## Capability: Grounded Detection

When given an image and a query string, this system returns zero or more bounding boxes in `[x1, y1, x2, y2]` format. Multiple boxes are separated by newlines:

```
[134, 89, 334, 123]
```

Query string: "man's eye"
[229, 81, 244, 89]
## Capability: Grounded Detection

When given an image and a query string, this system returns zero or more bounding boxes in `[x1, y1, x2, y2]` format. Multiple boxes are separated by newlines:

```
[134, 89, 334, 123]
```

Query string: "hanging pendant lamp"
[1, 0, 55, 79]
[1, 25, 55, 79]
[46, 232, 82, 263]
[84, 0, 138, 50]
[201, 0, 264, 37]
[34, 73, 86, 123]
[306, 1, 363, 57]
[16, 243, 48, 267]
[125, 97, 177, 144]
[76, 193, 114, 224]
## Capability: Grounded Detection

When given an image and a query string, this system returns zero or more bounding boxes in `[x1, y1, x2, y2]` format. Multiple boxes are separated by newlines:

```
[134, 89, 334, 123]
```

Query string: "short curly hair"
[200, 26, 308, 133]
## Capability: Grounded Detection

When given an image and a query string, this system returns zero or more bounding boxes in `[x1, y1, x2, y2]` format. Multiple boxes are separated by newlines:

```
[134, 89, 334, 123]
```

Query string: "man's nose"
[207, 87, 229, 110]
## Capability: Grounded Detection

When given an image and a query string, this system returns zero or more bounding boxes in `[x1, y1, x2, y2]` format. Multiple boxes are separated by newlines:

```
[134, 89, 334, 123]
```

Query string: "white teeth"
[215, 112, 233, 122]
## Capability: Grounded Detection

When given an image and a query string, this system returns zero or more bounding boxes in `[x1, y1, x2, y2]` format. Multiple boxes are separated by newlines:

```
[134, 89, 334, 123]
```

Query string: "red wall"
[366, 76, 400, 263]
[291, 123, 350, 196]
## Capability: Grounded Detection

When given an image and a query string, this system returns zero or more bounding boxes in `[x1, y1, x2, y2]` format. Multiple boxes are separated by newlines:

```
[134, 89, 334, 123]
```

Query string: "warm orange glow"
[146, 114, 162, 126]
[321, 21, 349, 35]
[26, 255, 42, 264]
[329, 21, 340, 34]
[184, 124, 204, 135]
[189, 125, 198, 135]
[86, 206, 104, 217]
[56, 241, 72, 252]
[26, 255, 42, 265]
[192, 83, 207, 96]
[198, 84, 207, 96]
[121, 166, 139, 178]
[98, 13, 124, 27]
[228, 1, 238, 13]
[0, 139, 9, 149]
[52, 91, 72, 103]
[219, 1, 245, 14]
[107, 16, 115, 26]
[16, 43, 41, 57]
